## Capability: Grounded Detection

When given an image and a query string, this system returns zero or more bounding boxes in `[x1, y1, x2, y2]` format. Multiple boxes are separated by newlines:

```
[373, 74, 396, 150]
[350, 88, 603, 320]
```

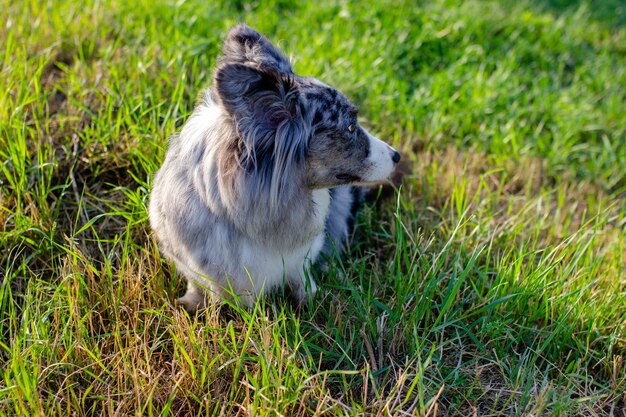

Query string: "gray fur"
[149, 25, 400, 311]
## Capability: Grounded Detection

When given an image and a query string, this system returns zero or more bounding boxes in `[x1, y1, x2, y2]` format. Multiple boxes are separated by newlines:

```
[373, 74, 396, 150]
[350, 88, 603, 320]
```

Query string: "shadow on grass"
[528, 0, 626, 28]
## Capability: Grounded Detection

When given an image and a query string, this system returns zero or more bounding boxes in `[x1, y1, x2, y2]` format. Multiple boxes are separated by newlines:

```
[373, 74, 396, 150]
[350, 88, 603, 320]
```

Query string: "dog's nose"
[391, 151, 401, 164]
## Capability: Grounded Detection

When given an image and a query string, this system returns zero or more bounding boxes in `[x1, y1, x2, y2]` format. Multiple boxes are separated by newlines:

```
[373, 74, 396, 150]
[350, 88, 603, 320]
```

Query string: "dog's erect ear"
[220, 24, 293, 74]
[215, 26, 299, 129]
[214, 29, 309, 211]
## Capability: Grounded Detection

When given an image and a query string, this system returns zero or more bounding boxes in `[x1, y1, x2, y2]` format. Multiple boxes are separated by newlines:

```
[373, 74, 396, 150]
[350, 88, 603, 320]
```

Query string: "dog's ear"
[214, 26, 308, 211]
[214, 62, 308, 210]
[220, 24, 293, 74]
[214, 29, 309, 211]
[213, 62, 298, 130]
[215, 26, 299, 129]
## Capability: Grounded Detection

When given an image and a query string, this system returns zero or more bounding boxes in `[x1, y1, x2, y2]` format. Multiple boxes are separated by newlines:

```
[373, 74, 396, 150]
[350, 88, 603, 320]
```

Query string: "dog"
[149, 24, 400, 312]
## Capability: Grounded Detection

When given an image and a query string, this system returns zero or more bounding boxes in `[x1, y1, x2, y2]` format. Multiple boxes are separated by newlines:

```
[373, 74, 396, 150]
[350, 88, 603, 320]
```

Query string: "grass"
[1, 0, 625, 415]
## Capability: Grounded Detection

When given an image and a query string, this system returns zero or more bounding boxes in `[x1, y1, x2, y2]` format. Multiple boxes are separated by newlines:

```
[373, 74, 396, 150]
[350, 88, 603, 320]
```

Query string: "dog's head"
[213, 25, 400, 205]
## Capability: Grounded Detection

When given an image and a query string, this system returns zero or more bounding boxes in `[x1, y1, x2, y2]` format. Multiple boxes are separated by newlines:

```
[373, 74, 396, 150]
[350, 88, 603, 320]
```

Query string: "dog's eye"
[347, 124, 355, 133]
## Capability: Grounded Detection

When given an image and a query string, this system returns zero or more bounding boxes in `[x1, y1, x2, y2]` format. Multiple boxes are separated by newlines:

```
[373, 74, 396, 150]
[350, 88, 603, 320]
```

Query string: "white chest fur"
[239, 189, 330, 291]
[311, 188, 331, 230]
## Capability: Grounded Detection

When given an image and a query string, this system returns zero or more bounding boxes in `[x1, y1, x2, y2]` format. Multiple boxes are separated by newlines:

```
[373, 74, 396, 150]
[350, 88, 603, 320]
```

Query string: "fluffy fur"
[149, 25, 400, 311]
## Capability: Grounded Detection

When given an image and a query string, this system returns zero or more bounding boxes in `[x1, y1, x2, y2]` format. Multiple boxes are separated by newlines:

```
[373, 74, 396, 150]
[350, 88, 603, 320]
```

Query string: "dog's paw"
[176, 292, 206, 314]
[288, 275, 317, 308]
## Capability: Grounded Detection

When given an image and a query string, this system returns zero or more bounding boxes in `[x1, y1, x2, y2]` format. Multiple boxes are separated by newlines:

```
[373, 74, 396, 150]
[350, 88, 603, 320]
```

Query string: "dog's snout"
[391, 150, 401, 164]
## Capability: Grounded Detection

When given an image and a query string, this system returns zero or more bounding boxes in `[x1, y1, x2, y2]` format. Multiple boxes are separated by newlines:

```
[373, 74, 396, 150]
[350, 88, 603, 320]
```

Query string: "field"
[1, 0, 625, 415]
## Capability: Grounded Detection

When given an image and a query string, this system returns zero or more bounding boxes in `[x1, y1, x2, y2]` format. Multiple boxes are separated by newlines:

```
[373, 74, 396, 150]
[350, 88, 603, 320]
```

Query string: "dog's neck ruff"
[185, 96, 330, 249]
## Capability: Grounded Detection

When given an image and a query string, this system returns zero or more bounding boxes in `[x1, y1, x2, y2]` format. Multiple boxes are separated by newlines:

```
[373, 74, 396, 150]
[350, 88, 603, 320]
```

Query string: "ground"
[1, 0, 625, 415]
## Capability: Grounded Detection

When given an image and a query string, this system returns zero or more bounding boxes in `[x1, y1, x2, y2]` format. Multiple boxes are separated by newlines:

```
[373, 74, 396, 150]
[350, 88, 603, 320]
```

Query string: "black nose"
[392, 151, 401, 164]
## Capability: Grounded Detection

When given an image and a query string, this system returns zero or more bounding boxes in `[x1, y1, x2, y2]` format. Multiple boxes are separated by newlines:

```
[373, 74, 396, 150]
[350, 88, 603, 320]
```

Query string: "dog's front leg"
[289, 266, 318, 306]
[176, 281, 207, 313]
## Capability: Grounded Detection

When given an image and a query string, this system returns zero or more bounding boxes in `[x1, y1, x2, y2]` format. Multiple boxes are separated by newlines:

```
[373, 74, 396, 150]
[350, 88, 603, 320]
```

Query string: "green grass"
[1, 0, 625, 415]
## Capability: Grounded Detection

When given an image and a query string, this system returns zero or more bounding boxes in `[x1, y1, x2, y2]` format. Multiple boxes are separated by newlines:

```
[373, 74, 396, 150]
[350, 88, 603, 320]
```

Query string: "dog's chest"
[239, 189, 330, 283]
[311, 189, 331, 231]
